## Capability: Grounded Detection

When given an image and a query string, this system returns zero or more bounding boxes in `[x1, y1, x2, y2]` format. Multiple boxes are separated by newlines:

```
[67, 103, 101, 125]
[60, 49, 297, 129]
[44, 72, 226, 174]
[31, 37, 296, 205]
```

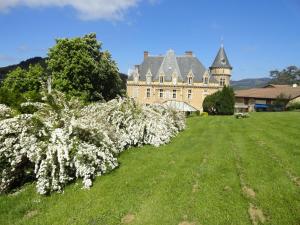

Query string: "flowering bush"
[0, 92, 185, 194]
[0, 104, 12, 119]
[235, 112, 250, 119]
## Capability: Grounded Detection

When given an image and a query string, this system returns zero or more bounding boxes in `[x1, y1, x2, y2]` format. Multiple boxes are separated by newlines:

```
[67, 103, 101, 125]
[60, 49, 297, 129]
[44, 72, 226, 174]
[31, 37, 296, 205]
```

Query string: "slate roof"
[235, 85, 300, 100]
[128, 49, 218, 83]
[210, 46, 232, 69]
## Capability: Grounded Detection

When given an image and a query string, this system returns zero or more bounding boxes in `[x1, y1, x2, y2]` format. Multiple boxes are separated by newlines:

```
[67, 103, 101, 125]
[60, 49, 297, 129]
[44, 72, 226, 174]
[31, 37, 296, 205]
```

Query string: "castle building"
[127, 46, 232, 112]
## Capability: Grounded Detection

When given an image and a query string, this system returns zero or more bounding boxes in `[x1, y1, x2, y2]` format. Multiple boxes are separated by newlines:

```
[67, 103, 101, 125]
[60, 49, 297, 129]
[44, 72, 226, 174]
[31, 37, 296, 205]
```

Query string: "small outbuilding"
[234, 84, 300, 112]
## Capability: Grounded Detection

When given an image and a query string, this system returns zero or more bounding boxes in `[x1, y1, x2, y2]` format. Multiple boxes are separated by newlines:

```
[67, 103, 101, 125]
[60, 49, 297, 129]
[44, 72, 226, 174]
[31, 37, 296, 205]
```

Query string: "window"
[159, 76, 164, 84]
[220, 78, 226, 86]
[172, 77, 177, 85]
[204, 77, 209, 84]
[146, 88, 151, 98]
[172, 90, 177, 99]
[188, 77, 193, 85]
[159, 89, 164, 98]
[188, 90, 192, 99]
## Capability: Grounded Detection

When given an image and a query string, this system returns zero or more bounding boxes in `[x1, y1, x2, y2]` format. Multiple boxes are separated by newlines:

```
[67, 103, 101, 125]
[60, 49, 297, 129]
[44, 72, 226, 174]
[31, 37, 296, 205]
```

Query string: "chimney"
[185, 51, 193, 56]
[144, 51, 149, 59]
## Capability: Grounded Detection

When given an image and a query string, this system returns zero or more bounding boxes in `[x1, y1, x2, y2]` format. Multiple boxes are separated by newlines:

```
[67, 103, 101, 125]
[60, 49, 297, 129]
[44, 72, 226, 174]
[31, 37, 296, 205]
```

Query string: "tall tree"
[47, 33, 124, 101]
[203, 86, 235, 115]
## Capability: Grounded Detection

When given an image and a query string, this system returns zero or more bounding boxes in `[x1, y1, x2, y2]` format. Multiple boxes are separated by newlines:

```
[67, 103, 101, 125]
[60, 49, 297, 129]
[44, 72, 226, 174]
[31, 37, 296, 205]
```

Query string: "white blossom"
[0, 92, 185, 194]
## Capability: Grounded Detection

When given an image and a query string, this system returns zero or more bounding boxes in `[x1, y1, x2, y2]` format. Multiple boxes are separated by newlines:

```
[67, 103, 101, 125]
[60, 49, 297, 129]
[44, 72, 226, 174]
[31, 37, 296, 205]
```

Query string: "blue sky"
[0, 0, 300, 80]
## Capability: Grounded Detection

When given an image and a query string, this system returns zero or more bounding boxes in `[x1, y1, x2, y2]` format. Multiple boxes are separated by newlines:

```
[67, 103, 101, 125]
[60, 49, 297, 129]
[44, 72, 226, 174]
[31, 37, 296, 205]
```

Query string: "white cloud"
[0, 0, 143, 20]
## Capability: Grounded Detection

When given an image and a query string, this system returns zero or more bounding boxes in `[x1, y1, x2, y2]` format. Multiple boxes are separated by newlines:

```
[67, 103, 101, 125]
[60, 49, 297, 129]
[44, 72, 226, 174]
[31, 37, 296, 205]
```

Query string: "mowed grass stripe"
[190, 117, 250, 225]
[231, 113, 300, 225]
[249, 118, 300, 177]
[130, 118, 214, 225]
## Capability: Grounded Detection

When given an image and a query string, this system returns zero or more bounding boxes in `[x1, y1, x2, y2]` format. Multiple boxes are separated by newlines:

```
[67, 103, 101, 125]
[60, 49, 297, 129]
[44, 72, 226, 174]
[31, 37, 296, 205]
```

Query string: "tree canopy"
[270, 66, 300, 85]
[0, 64, 46, 108]
[47, 33, 124, 101]
[203, 86, 235, 115]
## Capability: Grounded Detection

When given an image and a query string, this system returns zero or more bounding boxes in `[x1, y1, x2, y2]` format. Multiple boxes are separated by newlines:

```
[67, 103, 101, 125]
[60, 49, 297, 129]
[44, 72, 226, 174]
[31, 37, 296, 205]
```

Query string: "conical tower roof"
[210, 46, 232, 69]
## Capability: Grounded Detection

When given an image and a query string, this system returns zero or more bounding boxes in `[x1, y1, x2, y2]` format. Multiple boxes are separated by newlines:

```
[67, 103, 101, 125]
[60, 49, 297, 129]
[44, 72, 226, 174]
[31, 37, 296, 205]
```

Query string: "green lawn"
[1, 112, 300, 225]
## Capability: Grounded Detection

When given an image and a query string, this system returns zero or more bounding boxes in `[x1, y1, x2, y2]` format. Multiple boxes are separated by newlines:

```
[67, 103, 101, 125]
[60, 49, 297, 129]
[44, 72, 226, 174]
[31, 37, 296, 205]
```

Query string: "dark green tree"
[216, 86, 235, 115]
[47, 33, 124, 102]
[203, 86, 235, 115]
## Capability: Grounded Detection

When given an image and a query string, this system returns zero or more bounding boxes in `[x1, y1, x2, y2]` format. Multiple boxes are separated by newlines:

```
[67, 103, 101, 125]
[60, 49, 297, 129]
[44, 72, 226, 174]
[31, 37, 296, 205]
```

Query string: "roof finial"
[220, 36, 224, 48]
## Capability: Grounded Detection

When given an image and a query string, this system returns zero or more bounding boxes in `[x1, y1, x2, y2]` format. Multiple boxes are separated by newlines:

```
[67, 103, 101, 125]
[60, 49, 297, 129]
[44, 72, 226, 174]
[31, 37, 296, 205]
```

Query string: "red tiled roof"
[235, 85, 300, 99]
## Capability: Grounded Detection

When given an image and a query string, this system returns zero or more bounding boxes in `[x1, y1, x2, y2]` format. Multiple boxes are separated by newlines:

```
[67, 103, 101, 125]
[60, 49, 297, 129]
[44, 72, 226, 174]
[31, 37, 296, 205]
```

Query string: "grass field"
[1, 112, 300, 225]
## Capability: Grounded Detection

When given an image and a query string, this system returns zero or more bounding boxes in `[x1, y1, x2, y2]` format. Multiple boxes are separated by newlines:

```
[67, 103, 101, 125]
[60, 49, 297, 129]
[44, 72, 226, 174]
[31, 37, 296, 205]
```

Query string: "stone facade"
[127, 47, 232, 111]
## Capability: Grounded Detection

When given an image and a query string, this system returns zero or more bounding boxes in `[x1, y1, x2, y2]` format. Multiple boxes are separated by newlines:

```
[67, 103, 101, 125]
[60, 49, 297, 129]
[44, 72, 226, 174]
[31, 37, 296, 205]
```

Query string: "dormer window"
[204, 77, 209, 84]
[134, 74, 139, 83]
[159, 75, 164, 84]
[188, 77, 193, 85]
[146, 70, 152, 85]
[146, 76, 151, 84]
[172, 72, 177, 85]
[172, 77, 177, 85]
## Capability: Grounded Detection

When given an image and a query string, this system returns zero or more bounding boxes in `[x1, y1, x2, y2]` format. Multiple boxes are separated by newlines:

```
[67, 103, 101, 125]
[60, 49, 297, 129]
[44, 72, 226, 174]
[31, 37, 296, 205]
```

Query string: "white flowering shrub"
[0, 92, 185, 194]
[0, 104, 12, 119]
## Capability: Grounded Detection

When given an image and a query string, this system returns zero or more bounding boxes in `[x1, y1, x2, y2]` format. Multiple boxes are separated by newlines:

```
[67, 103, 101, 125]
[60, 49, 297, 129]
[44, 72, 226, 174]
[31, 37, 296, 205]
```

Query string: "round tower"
[209, 45, 232, 87]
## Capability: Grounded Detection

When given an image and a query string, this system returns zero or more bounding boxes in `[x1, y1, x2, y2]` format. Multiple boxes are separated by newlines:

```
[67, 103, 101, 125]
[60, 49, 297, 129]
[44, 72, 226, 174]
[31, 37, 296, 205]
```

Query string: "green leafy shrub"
[203, 86, 235, 115]
[287, 102, 300, 111]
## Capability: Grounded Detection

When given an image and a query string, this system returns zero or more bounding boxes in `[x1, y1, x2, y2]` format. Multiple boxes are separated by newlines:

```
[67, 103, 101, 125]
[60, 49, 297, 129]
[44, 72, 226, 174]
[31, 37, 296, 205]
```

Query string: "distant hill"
[231, 78, 271, 90]
[0, 57, 46, 82]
